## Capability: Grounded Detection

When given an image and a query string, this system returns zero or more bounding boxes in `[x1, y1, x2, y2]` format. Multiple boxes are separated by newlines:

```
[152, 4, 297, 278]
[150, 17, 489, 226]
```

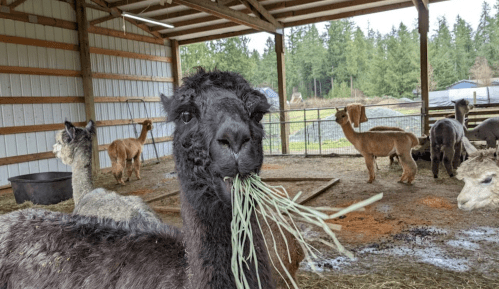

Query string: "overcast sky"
[246, 0, 497, 54]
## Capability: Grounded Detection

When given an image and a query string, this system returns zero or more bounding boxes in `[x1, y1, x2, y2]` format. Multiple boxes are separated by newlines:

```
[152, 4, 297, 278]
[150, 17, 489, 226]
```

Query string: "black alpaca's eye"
[481, 176, 493, 184]
[181, 111, 192, 124]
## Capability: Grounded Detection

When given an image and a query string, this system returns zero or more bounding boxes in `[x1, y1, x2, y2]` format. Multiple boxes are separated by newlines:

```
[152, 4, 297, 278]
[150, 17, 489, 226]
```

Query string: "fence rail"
[262, 102, 423, 156]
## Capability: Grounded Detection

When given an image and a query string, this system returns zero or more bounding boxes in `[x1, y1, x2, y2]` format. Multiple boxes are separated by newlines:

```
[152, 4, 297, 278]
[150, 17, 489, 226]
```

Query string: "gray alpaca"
[465, 116, 499, 148]
[430, 99, 473, 178]
[0, 69, 275, 289]
[53, 120, 161, 223]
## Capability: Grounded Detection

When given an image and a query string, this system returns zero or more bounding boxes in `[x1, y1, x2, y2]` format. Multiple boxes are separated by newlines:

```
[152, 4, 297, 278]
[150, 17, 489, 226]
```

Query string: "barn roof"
[100, 0, 448, 45]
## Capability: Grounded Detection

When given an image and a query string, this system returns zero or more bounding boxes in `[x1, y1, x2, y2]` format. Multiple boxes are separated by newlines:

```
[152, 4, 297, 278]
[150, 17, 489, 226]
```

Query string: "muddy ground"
[1, 156, 499, 288]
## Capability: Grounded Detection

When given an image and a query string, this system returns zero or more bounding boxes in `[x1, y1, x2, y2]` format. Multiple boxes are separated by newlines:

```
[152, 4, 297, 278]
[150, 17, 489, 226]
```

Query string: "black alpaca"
[0, 69, 274, 289]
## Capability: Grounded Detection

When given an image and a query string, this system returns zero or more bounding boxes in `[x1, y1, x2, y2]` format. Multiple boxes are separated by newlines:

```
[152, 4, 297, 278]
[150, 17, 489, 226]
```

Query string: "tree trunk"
[314, 78, 317, 97]
[350, 75, 353, 98]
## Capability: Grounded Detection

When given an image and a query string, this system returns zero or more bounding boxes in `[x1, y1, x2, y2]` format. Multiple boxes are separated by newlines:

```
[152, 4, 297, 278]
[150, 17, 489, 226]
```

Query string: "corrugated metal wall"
[0, 0, 82, 186]
[87, 8, 174, 169]
[0, 0, 174, 187]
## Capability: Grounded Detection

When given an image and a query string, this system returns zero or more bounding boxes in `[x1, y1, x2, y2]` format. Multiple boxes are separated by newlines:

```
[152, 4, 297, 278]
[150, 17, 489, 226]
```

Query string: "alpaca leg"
[364, 155, 376, 183]
[452, 142, 462, 171]
[375, 157, 380, 170]
[430, 143, 441, 178]
[399, 152, 417, 184]
[125, 159, 133, 182]
[442, 146, 455, 177]
[133, 154, 142, 180]
[486, 137, 496, 149]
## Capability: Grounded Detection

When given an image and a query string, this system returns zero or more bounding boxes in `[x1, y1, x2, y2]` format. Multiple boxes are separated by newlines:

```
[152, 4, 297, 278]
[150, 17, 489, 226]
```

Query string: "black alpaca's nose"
[217, 119, 251, 155]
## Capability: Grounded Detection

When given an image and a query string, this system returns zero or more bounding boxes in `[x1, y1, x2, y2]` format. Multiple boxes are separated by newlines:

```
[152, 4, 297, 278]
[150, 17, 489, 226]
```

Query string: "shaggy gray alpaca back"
[0, 208, 185, 289]
[74, 188, 161, 224]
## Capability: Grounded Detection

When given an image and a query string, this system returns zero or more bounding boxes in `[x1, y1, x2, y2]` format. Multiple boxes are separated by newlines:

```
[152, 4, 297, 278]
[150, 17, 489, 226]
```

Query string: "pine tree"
[430, 17, 458, 90]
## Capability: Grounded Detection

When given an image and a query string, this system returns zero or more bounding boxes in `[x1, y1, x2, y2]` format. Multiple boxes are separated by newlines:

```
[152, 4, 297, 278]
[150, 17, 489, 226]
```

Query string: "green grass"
[263, 138, 353, 153]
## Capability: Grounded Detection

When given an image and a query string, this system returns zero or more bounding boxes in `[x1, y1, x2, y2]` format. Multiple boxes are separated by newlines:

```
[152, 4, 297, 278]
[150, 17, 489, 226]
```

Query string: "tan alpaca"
[368, 126, 404, 169]
[335, 107, 419, 184]
[108, 120, 153, 185]
[456, 148, 499, 210]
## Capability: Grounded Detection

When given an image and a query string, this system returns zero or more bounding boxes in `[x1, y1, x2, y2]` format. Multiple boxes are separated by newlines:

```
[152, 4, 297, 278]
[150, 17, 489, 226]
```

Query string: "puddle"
[164, 171, 177, 179]
[300, 226, 499, 275]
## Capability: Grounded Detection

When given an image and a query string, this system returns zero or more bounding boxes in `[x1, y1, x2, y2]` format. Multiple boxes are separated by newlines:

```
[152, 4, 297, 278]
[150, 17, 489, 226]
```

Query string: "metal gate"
[262, 102, 423, 156]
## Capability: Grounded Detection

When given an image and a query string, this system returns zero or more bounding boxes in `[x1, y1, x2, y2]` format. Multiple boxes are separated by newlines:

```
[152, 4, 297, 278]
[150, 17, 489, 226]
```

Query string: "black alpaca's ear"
[86, 120, 96, 136]
[64, 121, 76, 141]
[160, 93, 174, 121]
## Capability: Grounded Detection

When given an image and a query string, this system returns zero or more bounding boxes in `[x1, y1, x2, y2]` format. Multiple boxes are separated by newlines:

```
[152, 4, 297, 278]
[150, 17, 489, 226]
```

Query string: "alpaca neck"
[455, 109, 466, 125]
[340, 120, 358, 145]
[71, 149, 94, 206]
[179, 170, 273, 289]
[137, 125, 149, 145]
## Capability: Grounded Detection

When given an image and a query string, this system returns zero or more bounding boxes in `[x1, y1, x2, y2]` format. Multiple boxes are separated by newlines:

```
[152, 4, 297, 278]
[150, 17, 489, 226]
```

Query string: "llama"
[465, 116, 499, 149]
[55, 120, 302, 287]
[430, 99, 472, 178]
[0, 69, 279, 289]
[368, 126, 404, 169]
[53, 120, 161, 223]
[335, 107, 419, 184]
[108, 120, 153, 185]
[456, 149, 499, 210]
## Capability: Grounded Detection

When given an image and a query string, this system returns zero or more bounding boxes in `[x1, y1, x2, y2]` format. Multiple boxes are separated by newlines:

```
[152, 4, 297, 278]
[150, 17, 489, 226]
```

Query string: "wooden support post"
[275, 33, 289, 154]
[418, 0, 429, 135]
[75, 0, 100, 176]
[171, 39, 182, 88]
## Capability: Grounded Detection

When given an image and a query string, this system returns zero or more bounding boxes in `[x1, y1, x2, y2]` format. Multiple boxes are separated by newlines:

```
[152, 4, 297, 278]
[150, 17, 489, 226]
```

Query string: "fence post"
[317, 108, 322, 155]
[304, 109, 307, 156]
[268, 113, 272, 155]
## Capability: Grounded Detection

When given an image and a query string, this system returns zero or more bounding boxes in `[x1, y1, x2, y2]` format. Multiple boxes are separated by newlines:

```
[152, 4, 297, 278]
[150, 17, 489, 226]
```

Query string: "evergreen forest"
[180, 1, 499, 100]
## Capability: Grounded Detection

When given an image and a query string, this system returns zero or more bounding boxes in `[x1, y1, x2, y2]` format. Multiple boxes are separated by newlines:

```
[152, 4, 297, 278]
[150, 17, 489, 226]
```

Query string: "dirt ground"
[1, 155, 499, 288]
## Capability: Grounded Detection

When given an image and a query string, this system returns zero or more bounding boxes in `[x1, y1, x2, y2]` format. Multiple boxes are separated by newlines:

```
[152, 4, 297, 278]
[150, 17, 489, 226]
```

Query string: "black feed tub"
[8, 172, 73, 205]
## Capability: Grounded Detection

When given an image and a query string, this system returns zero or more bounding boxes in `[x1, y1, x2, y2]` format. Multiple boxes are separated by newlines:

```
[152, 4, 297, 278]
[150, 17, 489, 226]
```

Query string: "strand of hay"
[230, 174, 383, 289]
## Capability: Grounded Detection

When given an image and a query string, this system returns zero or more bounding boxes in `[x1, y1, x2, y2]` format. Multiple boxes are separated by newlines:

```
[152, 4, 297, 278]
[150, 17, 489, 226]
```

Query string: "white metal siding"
[0, 1, 174, 187]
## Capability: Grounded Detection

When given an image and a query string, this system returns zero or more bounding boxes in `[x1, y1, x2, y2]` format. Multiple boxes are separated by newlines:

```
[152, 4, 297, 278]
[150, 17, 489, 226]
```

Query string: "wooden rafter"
[127, 3, 179, 14]
[109, 0, 147, 8]
[89, 14, 117, 26]
[178, 28, 257, 45]
[283, 0, 446, 28]
[173, 0, 279, 34]
[240, 0, 281, 28]
[164, 0, 385, 38]
[149, 0, 323, 32]
[89, 0, 164, 39]
[8, 0, 27, 9]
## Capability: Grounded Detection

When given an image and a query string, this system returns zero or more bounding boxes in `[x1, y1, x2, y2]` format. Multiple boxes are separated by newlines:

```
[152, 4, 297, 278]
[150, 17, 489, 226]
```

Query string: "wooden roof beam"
[126, 3, 179, 14]
[148, 0, 322, 31]
[109, 0, 149, 8]
[163, 0, 387, 38]
[239, 0, 282, 28]
[89, 14, 118, 26]
[8, 0, 27, 9]
[172, 0, 280, 34]
[89, 0, 164, 39]
[178, 28, 258, 45]
[412, 0, 429, 11]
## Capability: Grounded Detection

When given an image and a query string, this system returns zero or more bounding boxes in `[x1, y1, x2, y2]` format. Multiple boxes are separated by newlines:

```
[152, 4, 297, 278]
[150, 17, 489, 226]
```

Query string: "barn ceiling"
[94, 0, 447, 45]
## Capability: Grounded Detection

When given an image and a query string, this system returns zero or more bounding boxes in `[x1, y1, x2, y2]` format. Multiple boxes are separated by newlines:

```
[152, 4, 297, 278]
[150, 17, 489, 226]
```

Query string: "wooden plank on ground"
[144, 190, 180, 203]
[151, 206, 180, 213]
[296, 178, 340, 205]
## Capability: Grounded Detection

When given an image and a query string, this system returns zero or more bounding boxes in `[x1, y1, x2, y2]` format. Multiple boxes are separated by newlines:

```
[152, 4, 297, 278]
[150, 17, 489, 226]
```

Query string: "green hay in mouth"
[230, 174, 383, 289]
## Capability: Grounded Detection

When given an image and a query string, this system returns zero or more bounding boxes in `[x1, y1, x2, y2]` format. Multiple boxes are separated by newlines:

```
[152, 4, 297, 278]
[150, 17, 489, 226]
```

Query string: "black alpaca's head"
[53, 120, 96, 165]
[161, 68, 270, 203]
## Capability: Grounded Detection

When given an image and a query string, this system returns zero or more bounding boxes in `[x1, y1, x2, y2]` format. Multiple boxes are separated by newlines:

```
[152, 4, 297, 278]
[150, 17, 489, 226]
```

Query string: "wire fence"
[262, 102, 423, 156]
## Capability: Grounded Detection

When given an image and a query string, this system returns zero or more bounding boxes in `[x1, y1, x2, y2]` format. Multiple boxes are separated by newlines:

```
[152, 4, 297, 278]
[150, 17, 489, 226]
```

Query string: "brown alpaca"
[335, 108, 419, 184]
[108, 120, 153, 185]
[368, 126, 404, 169]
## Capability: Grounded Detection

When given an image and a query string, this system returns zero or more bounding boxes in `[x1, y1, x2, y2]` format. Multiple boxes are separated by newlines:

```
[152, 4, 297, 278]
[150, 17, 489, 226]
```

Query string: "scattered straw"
[230, 174, 383, 289]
